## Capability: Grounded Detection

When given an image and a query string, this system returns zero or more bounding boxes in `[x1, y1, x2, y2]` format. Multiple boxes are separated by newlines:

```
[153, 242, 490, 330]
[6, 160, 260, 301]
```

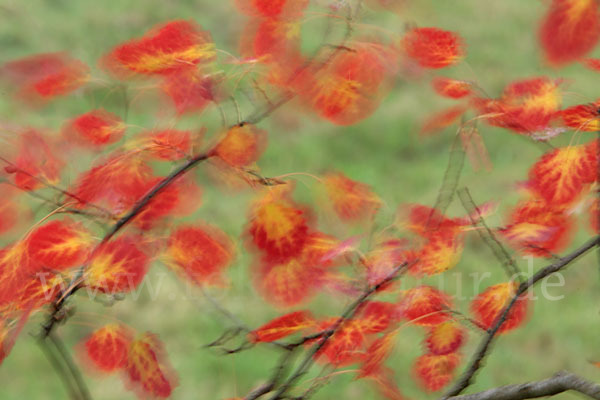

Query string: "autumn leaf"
[398, 286, 452, 326]
[424, 321, 465, 355]
[249, 311, 314, 343]
[357, 301, 399, 334]
[63, 109, 126, 147]
[85, 237, 149, 294]
[323, 172, 381, 221]
[402, 27, 465, 69]
[247, 189, 309, 260]
[539, 0, 600, 66]
[501, 198, 574, 256]
[315, 319, 366, 366]
[357, 330, 398, 378]
[161, 69, 215, 115]
[471, 282, 528, 333]
[144, 129, 192, 161]
[84, 324, 133, 372]
[104, 20, 215, 77]
[410, 233, 464, 277]
[528, 144, 596, 206]
[211, 124, 267, 168]
[27, 219, 93, 271]
[413, 353, 460, 392]
[165, 224, 234, 287]
[125, 333, 178, 399]
[420, 105, 467, 135]
[561, 100, 600, 132]
[432, 77, 472, 99]
[234, 0, 308, 18]
[1, 52, 89, 104]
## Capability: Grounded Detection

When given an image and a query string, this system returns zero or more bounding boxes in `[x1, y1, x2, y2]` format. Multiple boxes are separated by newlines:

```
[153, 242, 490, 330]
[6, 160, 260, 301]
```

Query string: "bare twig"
[448, 371, 600, 400]
[442, 236, 600, 398]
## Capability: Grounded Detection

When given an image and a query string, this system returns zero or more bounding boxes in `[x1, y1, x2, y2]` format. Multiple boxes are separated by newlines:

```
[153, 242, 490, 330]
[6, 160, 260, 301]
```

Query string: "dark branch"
[448, 371, 600, 400]
[442, 236, 600, 399]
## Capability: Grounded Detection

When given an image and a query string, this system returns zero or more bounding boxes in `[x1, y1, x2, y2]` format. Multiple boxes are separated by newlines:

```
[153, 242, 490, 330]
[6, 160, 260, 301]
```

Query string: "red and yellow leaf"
[234, 0, 308, 18]
[144, 129, 192, 161]
[471, 282, 528, 333]
[161, 69, 215, 115]
[27, 219, 93, 271]
[165, 224, 234, 287]
[420, 105, 467, 135]
[250, 311, 315, 343]
[85, 237, 149, 294]
[432, 77, 472, 99]
[501, 198, 575, 256]
[539, 0, 600, 66]
[211, 124, 267, 168]
[323, 172, 381, 221]
[398, 286, 452, 326]
[357, 301, 399, 334]
[316, 319, 366, 366]
[63, 109, 126, 147]
[413, 353, 460, 392]
[358, 331, 398, 378]
[528, 144, 596, 206]
[104, 20, 215, 77]
[425, 321, 465, 355]
[84, 324, 133, 372]
[125, 333, 178, 399]
[248, 190, 309, 260]
[1, 52, 89, 103]
[410, 234, 464, 277]
[402, 27, 465, 69]
[561, 100, 600, 132]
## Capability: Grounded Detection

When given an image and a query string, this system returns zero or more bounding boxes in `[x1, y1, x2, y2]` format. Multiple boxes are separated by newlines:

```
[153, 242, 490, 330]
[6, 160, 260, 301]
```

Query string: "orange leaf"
[212, 124, 267, 168]
[1, 52, 89, 103]
[248, 190, 309, 260]
[410, 233, 464, 277]
[357, 330, 398, 378]
[165, 224, 234, 286]
[85, 237, 149, 294]
[250, 311, 314, 343]
[529, 144, 596, 206]
[323, 172, 381, 221]
[425, 321, 465, 355]
[63, 109, 126, 147]
[471, 282, 528, 333]
[561, 101, 600, 132]
[413, 353, 460, 392]
[84, 324, 133, 372]
[357, 301, 399, 334]
[432, 77, 472, 99]
[316, 319, 365, 366]
[539, 0, 600, 66]
[234, 0, 308, 18]
[398, 286, 452, 326]
[420, 105, 466, 135]
[27, 219, 93, 271]
[125, 333, 178, 399]
[501, 198, 574, 256]
[403, 27, 465, 69]
[104, 20, 215, 77]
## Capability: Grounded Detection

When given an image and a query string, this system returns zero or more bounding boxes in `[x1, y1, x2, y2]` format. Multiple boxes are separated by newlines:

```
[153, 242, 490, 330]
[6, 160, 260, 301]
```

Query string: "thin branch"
[448, 371, 600, 400]
[262, 262, 409, 400]
[457, 187, 521, 280]
[47, 331, 92, 400]
[442, 236, 600, 399]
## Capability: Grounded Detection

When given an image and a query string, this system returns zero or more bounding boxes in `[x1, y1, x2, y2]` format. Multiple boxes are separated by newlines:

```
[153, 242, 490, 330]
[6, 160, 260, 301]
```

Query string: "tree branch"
[442, 236, 600, 399]
[448, 371, 600, 400]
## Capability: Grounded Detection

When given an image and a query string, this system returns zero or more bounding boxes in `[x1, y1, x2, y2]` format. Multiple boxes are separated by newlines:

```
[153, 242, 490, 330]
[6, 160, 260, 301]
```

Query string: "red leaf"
[84, 324, 133, 372]
[403, 27, 465, 69]
[165, 224, 234, 286]
[250, 311, 314, 343]
[63, 109, 126, 147]
[413, 353, 460, 392]
[539, 0, 600, 66]
[125, 333, 178, 399]
[424, 321, 465, 355]
[398, 286, 452, 326]
[471, 282, 528, 333]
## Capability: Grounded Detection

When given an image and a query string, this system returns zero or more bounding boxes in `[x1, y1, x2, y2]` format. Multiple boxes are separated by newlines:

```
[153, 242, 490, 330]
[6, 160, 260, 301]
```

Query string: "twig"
[442, 236, 600, 399]
[457, 187, 521, 280]
[264, 262, 409, 400]
[447, 370, 600, 400]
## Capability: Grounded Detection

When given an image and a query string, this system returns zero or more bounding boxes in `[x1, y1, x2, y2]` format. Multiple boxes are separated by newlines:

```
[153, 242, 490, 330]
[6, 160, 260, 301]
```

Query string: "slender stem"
[442, 236, 600, 399]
